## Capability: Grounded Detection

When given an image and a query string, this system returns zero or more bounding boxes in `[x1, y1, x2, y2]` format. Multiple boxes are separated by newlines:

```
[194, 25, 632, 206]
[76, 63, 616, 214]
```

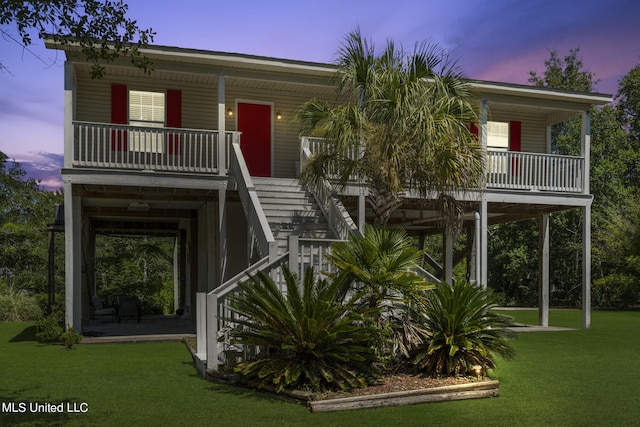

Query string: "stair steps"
[252, 177, 333, 254]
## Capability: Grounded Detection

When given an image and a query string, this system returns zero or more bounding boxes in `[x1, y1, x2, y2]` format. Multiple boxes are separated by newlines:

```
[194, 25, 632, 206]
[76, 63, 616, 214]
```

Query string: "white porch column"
[478, 100, 489, 289]
[64, 184, 82, 331]
[206, 293, 219, 371]
[479, 198, 488, 289]
[538, 214, 550, 327]
[443, 230, 454, 285]
[358, 193, 366, 233]
[473, 212, 481, 284]
[173, 237, 179, 313]
[218, 74, 227, 175]
[218, 189, 227, 284]
[581, 109, 592, 329]
[64, 60, 74, 169]
[581, 110, 591, 195]
[583, 204, 592, 329]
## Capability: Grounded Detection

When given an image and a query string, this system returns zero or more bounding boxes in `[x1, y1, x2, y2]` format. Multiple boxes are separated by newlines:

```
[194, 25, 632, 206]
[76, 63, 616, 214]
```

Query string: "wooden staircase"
[252, 177, 335, 255]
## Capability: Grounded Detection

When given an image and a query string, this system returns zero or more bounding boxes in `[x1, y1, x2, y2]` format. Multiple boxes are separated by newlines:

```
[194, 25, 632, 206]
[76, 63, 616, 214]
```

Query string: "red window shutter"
[111, 84, 128, 151]
[470, 123, 479, 138]
[167, 89, 183, 155]
[509, 121, 522, 175]
[509, 121, 521, 151]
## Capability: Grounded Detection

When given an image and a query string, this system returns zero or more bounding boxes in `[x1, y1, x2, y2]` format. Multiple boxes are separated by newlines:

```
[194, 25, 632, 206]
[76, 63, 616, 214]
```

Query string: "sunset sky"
[1, 0, 639, 190]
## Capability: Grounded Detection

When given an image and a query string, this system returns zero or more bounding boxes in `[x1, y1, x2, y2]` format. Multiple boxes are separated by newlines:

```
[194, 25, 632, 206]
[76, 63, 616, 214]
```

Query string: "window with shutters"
[487, 121, 509, 173]
[129, 90, 165, 152]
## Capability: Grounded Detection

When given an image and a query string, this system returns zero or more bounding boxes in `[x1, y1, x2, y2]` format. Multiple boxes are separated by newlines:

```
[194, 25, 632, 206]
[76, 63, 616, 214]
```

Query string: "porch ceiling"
[74, 183, 216, 236]
[340, 196, 580, 235]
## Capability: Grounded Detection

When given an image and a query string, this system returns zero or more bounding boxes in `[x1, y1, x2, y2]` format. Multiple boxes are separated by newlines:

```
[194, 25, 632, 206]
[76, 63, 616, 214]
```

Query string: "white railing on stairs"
[300, 137, 360, 239]
[229, 142, 277, 261]
[201, 253, 289, 372]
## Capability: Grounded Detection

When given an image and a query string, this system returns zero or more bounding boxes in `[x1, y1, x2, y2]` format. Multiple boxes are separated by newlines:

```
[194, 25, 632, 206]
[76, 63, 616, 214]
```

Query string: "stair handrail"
[300, 137, 360, 240]
[229, 142, 277, 260]
[205, 251, 290, 372]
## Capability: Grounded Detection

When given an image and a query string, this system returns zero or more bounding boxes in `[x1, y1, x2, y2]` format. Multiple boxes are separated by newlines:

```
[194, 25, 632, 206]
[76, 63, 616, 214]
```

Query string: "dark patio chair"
[115, 295, 142, 323]
[91, 295, 115, 321]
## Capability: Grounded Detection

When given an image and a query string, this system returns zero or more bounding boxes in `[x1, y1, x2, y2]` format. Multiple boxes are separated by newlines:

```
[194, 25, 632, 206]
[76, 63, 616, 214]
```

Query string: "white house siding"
[75, 72, 218, 130]
[486, 109, 548, 154]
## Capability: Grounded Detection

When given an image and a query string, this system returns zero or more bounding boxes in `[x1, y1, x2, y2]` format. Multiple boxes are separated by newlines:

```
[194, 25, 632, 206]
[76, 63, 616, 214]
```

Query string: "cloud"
[7, 152, 64, 191]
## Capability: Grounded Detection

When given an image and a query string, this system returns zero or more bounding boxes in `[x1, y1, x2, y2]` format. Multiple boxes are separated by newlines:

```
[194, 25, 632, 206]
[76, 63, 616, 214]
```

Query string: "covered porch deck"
[81, 315, 195, 343]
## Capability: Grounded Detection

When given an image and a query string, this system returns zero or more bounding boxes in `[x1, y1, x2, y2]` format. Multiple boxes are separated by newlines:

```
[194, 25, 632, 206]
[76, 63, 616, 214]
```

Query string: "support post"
[288, 234, 299, 279]
[583, 204, 592, 329]
[64, 186, 82, 331]
[474, 212, 481, 285]
[173, 237, 179, 313]
[358, 193, 366, 233]
[218, 189, 227, 284]
[207, 293, 219, 371]
[443, 230, 454, 285]
[479, 199, 488, 289]
[581, 110, 591, 195]
[64, 60, 74, 168]
[217, 74, 227, 175]
[538, 214, 550, 327]
[196, 292, 207, 356]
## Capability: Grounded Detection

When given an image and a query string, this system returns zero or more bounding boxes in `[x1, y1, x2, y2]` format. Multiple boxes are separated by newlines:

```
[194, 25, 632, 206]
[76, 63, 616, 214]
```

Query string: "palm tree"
[325, 225, 434, 359]
[296, 29, 484, 230]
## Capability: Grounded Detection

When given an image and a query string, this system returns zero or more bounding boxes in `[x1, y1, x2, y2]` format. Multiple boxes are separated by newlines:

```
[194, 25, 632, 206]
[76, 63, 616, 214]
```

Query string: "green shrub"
[0, 286, 42, 321]
[60, 326, 83, 349]
[412, 280, 517, 376]
[229, 267, 379, 392]
[35, 314, 63, 343]
[593, 274, 639, 309]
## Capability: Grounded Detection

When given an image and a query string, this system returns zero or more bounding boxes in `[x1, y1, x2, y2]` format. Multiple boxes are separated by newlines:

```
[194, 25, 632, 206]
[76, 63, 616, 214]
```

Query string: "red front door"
[237, 102, 271, 177]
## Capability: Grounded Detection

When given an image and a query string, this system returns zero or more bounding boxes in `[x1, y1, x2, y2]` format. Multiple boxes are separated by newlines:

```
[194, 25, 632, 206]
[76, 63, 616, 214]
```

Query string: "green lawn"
[2, 310, 639, 426]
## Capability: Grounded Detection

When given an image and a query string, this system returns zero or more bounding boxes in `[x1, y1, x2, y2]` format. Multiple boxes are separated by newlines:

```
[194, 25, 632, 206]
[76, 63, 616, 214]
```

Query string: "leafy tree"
[593, 196, 640, 308]
[0, 151, 62, 295]
[616, 63, 640, 186]
[229, 267, 379, 392]
[296, 29, 484, 229]
[95, 235, 174, 314]
[0, 0, 154, 78]
[412, 280, 517, 376]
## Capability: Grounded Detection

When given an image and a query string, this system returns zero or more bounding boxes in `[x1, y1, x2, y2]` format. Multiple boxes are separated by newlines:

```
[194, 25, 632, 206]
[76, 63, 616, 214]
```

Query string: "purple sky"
[2, 0, 639, 190]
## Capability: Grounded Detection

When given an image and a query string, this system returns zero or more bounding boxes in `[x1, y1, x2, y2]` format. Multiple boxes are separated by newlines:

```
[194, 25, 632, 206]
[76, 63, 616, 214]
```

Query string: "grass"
[2, 310, 640, 426]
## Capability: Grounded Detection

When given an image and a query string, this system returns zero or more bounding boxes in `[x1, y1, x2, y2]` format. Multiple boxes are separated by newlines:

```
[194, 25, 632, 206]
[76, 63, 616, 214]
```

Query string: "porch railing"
[301, 136, 585, 193]
[486, 151, 584, 192]
[72, 121, 239, 173]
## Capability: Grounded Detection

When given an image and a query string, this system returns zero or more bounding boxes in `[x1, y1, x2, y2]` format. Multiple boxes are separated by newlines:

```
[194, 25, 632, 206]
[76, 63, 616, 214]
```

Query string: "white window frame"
[129, 90, 165, 153]
[487, 121, 509, 174]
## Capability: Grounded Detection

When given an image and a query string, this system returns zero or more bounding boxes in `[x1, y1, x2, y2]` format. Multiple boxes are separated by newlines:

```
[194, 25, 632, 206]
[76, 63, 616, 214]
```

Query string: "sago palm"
[296, 29, 484, 229]
[412, 280, 517, 376]
[228, 266, 379, 392]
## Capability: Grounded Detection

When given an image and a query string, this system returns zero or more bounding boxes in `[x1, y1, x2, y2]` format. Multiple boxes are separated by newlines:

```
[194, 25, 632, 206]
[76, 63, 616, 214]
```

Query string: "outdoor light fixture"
[473, 365, 483, 381]
[275, 112, 282, 120]
[227, 108, 233, 116]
